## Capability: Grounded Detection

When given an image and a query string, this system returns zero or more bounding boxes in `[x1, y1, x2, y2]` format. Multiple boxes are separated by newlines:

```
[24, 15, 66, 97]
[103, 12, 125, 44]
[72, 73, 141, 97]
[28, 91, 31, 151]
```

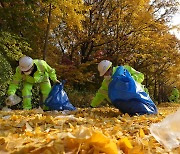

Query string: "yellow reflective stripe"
[99, 89, 108, 96]
[41, 80, 50, 84]
[37, 75, 44, 83]
[23, 95, 32, 99]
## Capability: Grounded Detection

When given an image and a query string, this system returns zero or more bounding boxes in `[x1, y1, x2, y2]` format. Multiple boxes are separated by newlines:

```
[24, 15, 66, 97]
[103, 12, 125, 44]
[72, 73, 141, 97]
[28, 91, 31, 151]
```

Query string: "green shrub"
[65, 88, 111, 108]
[0, 31, 32, 108]
[0, 54, 13, 107]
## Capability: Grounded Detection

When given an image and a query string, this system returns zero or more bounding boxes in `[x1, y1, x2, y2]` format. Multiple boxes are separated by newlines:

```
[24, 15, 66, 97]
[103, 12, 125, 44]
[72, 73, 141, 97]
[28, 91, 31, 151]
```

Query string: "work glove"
[5, 95, 22, 106]
[6, 95, 15, 106]
[54, 79, 60, 84]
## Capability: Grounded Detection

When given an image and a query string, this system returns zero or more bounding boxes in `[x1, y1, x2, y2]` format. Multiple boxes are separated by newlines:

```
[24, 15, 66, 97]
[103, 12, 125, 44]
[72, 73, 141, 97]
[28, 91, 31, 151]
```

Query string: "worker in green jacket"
[169, 87, 179, 103]
[91, 60, 145, 107]
[7, 56, 59, 110]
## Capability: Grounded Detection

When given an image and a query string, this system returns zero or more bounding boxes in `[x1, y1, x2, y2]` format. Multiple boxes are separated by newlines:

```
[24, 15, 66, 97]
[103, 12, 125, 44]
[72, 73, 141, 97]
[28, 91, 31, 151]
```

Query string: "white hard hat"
[19, 56, 34, 71]
[98, 60, 112, 76]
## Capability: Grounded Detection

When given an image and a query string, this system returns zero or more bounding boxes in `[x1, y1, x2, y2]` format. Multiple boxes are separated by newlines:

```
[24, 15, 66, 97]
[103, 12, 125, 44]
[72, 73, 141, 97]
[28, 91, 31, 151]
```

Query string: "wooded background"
[0, 0, 180, 107]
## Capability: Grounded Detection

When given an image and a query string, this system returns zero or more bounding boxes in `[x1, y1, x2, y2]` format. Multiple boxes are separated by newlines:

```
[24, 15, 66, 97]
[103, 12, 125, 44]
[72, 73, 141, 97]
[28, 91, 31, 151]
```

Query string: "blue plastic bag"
[45, 81, 76, 111]
[108, 66, 157, 115]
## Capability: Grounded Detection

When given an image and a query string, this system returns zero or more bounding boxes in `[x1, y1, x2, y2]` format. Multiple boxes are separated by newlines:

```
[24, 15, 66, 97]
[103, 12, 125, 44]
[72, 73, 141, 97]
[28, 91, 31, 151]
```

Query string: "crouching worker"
[90, 60, 157, 116]
[6, 56, 59, 110]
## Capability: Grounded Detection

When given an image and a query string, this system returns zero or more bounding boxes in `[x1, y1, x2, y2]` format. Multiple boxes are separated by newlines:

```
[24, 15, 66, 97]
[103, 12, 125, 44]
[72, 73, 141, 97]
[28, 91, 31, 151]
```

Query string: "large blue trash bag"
[45, 81, 76, 111]
[108, 66, 157, 115]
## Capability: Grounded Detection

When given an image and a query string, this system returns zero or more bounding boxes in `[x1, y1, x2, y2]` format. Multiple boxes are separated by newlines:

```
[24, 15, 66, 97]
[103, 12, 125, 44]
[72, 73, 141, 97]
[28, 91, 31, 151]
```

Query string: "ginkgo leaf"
[118, 137, 133, 153]
[89, 131, 118, 154]
[0, 105, 180, 153]
[139, 128, 145, 138]
[25, 122, 33, 132]
[74, 126, 92, 139]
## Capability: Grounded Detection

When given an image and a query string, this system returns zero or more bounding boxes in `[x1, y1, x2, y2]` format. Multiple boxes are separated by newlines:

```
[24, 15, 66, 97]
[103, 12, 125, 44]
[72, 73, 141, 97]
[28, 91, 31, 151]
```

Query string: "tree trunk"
[158, 82, 161, 104]
[153, 77, 157, 103]
[43, 3, 52, 61]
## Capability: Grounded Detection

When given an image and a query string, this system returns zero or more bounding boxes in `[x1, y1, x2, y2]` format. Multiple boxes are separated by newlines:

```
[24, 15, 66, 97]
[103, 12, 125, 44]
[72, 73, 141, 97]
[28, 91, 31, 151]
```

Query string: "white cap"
[19, 56, 34, 71]
[98, 60, 112, 76]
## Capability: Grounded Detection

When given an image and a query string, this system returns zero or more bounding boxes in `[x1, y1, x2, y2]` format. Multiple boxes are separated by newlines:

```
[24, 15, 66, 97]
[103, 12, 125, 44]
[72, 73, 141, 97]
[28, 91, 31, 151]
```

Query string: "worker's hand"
[5, 95, 22, 106]
[5, 95, 14, 106]
[6, 95, 15, 106]
[54, 80, 60, 84]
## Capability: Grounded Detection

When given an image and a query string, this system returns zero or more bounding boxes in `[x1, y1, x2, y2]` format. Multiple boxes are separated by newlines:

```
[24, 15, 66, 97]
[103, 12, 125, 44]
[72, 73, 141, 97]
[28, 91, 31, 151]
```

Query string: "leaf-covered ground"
[0, 103, 180, 154]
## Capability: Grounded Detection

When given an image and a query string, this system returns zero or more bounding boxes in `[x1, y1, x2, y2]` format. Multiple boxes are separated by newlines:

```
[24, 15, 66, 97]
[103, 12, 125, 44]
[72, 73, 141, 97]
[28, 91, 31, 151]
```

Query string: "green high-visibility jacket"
[169, 88, 179, 102]
[91, 65, 144, 107]
[7, 59, 57, 95]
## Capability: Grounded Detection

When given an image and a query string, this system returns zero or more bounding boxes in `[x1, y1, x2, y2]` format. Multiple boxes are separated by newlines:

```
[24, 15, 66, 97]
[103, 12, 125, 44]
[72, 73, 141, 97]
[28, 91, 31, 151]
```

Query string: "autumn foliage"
[0, 104, 180, 153]
[0, 0, 180, 104]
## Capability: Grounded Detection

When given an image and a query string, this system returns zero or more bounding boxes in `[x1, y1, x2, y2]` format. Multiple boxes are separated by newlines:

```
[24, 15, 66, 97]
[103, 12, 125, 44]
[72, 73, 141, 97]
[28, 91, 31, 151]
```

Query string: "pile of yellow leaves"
[0, 104, 180, 154]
